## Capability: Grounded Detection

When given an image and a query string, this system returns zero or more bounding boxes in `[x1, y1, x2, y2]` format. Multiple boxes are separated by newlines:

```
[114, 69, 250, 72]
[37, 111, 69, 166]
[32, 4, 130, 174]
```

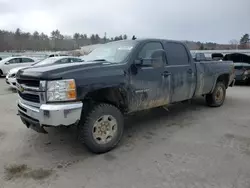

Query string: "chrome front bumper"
[6, 76, 17, 88]
[18, 99, 83, 132]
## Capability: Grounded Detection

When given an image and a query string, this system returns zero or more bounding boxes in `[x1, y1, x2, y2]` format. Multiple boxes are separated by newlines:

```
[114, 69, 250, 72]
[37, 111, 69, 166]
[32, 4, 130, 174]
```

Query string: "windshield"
[33, 58, 59, 66]
[0, 57, 13, 64]
[84, 40, 138, 63]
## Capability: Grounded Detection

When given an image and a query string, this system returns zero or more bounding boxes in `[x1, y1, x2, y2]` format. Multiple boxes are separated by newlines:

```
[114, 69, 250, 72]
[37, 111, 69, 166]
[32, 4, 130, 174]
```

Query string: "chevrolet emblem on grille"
[17, 84, 24, 93]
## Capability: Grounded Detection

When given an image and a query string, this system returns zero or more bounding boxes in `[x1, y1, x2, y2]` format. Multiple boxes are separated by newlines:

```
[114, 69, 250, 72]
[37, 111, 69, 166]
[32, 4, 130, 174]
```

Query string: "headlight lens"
[10, 74, 16, 78]
[46, 79, 76, 101]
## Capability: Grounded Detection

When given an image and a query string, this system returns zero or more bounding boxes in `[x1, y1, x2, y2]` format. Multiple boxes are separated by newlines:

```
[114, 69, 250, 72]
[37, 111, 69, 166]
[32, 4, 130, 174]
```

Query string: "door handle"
[187, 69, 193, 74]
[161, 71, 171, 77]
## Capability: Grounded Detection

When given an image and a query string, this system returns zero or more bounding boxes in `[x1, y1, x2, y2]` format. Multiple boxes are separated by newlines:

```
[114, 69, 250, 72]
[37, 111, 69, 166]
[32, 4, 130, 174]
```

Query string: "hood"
[8, 66, 31, 74]
[16, 61, 120, 80]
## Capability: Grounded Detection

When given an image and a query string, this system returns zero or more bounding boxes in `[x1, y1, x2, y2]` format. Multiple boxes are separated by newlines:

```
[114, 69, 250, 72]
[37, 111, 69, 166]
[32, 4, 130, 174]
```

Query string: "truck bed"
[194, 60, 234, 96]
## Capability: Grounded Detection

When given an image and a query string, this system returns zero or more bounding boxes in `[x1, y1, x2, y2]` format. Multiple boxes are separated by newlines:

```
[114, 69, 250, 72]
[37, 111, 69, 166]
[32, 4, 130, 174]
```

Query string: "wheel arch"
[211, 73, 230, 92]
[83, 86, 129, 113]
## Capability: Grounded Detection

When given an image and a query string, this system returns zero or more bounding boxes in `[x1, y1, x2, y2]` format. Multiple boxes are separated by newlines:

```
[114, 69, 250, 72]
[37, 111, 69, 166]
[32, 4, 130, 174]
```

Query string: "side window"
[8, 58, 21, 64]
[137, 42, 166, 66]
[138, 42, 164, 62]
[165, 42, 189, 65]
[22, 58, 34, 63]
[56, 58, 70, 64]
[70, 58, 82, 62]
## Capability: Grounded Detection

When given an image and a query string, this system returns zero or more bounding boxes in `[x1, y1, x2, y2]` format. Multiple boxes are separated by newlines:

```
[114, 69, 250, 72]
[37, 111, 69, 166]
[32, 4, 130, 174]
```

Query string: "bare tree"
[229, 39, 239, 50]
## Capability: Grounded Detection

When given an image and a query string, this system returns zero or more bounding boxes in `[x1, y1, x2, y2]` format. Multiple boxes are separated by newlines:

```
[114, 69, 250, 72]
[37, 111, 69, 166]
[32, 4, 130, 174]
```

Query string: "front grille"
[18, 91, 40, 103]
[17, 79, 40, 87]
[10, 74, 16, 78]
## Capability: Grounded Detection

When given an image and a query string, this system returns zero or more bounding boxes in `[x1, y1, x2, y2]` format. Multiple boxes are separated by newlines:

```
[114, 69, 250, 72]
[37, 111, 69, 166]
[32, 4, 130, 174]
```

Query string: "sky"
[0, 0, 249, 43]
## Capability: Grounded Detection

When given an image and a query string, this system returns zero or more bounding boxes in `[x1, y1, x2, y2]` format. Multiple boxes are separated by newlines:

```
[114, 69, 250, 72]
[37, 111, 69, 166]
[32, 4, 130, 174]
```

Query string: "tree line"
[0, 28, 249, 52]
[0, 28, 128, 52]
[197, 33, 250, 50]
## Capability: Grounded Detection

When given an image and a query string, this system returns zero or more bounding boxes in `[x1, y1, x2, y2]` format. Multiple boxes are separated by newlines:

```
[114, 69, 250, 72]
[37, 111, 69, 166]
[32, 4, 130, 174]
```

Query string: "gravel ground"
[0, 78, 250, 188]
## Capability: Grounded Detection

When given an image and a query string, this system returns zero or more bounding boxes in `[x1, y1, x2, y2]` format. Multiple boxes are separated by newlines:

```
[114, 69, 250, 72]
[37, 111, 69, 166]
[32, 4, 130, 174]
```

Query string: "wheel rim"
[215, 86, 224, 103]
[92, 115, 118, 145]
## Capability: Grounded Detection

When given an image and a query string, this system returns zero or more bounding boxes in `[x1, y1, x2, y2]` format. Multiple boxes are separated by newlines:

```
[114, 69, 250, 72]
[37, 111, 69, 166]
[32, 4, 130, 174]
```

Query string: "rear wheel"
[78, 103, 124, 154]
[206, 82, 226, 107]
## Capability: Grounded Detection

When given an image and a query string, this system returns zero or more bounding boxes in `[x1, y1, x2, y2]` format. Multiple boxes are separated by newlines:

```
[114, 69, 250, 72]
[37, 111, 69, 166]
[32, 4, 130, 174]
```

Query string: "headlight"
[10, 73, 16, 78]
[46, 79, 76, 102]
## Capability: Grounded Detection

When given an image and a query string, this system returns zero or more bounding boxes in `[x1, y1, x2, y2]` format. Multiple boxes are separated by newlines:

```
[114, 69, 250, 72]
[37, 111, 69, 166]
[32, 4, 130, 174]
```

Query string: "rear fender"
[211, 73, 229, 93]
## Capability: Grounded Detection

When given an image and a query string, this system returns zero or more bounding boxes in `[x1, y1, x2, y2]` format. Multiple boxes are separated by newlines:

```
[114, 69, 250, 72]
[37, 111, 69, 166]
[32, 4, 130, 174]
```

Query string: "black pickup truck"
[16, 39, 235, 153]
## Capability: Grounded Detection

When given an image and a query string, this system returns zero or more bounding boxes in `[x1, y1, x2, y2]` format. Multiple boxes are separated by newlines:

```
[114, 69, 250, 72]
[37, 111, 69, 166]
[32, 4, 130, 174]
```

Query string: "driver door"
[128, 41, 171, 112]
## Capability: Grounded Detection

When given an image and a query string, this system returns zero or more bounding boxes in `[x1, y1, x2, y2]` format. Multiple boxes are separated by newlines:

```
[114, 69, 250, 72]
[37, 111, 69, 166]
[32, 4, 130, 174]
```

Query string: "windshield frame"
[84, 40, 139, 64]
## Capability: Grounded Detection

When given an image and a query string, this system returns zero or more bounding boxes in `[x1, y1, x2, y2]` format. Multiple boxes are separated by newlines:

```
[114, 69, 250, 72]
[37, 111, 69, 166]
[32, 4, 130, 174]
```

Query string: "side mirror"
[150, 49, 166, 68]
[4, 62, 10, 65]
[134, 59, 143, 66]
[134, 49, 166, 68]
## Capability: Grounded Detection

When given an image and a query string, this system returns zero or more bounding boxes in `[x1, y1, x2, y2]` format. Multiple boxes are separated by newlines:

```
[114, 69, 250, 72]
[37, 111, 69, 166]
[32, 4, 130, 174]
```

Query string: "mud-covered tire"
[206, 82, 226, 107]
[246, 78, 250, 85]
[78, 103, 124, 154]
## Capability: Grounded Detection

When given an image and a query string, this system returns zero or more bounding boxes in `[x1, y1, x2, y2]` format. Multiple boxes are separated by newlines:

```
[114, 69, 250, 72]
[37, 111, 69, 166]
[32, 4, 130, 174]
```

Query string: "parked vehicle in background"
[0, 56, 37, 76]
[6, 56, 83, 89]
[47, 53, 69, 58]
[233, 63, 250, 83]
[223, 53, 250, 84]
[191, 52, 208, 62]
[212, 53, 224, 61]
[16, 39, 235, 154]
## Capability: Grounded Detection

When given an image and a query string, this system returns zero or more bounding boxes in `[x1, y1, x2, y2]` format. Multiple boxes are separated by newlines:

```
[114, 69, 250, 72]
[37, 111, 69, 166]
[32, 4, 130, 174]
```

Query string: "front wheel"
[78, 103, 124, 154]
[206, 82, 226, 107]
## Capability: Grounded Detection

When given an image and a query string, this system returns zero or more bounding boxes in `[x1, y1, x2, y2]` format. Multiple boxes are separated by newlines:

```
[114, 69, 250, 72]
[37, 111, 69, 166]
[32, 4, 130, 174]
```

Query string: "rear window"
[165, 42, 189, 65]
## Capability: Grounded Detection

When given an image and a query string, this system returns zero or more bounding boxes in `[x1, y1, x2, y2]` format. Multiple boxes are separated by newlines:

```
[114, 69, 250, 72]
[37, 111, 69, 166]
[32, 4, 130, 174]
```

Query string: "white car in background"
[5, 66, 27, 89]
[0, 56, 36, 76]
[6, 56, 83, 89]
